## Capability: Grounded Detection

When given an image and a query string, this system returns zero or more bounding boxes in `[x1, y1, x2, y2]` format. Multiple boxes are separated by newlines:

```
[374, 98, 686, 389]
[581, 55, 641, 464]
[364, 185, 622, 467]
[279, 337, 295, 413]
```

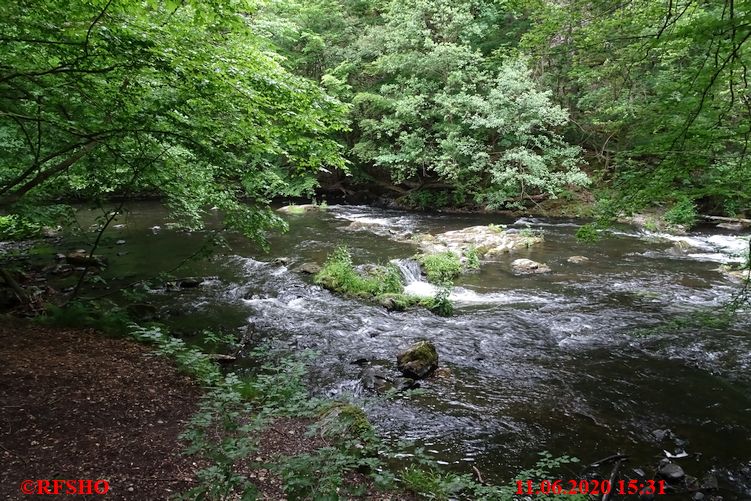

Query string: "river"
[69, 202, 751, 497]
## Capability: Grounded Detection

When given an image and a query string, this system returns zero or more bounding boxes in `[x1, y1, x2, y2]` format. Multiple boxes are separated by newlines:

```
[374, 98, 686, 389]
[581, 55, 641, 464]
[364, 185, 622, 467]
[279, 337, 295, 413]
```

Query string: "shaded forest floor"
[0, 320, 413, 500]
[0, 320, 201, 499]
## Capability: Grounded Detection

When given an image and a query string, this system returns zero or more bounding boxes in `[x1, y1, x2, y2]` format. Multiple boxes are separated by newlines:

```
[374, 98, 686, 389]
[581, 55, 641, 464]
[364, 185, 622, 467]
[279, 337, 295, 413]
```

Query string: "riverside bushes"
[418, 251, 462, 284]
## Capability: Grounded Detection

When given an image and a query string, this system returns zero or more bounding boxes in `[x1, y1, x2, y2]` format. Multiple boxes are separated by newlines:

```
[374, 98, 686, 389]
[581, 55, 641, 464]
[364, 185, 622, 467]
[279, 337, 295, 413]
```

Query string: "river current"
[71, 203, 751, 497]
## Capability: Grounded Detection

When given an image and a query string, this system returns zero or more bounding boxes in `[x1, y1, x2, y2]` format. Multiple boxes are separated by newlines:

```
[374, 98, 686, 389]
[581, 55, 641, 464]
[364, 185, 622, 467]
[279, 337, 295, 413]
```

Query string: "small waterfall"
[392, 259, 424, 284]
[392, 259, 437, 297]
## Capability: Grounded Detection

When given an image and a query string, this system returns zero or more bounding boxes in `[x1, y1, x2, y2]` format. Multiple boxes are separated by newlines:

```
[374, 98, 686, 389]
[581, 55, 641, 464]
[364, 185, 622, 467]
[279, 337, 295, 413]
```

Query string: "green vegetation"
[1, 0, 346, 244]
[464, 247, 481, 271]
[418, 251, 462, 284]
[315, 246, 455, 315]
[314, 246, 403, 298]
[575, 223, 602, 243]
[665, 198, 699, 228]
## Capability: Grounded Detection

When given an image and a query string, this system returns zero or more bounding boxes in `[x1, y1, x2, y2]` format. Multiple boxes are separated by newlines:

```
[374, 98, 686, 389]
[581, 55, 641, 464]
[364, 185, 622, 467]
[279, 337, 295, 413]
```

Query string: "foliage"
[200, 329, 241, 355]
[418, 251, 462, 284]
[276, 447, 377, 500]
[265, 0, 588, 209]
[399, 450, 585, 500]
[463, 246, 481, 271]
[130, 324, 221, 385]
[522, 0, 751, 216]
[0, 0, 347, 244]
[315, 245, 404, 297]
[664, 197, 699, 228]
[350, 4, 588, 209]
[428, 285, 454, 317]
[575, 223, 602, 243]
[39, 300, 131, 335]
[179, 376, 262, 501]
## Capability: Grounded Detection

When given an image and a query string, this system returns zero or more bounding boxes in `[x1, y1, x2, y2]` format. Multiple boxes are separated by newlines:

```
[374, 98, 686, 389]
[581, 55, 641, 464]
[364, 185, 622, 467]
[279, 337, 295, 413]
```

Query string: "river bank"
[0, 317, 425, 500]
[1, 202, 750, 499]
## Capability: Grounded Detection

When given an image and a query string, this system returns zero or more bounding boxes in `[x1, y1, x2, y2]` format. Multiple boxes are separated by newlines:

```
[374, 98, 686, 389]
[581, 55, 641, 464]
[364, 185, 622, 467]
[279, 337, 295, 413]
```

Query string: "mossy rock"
[396, 340, 439, 379]
[318, 402, 373, 439]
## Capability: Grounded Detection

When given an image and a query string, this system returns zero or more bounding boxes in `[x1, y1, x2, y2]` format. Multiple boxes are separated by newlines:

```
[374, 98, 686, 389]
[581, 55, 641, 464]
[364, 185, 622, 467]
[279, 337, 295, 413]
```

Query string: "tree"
[347, 0, 587, 208]
[522, 0, 751, 217]
[0, 0, 347, 241]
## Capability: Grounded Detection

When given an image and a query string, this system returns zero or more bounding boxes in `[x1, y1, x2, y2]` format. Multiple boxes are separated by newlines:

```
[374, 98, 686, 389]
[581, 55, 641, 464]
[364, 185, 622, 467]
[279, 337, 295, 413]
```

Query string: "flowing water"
[69, 202, 751, 497]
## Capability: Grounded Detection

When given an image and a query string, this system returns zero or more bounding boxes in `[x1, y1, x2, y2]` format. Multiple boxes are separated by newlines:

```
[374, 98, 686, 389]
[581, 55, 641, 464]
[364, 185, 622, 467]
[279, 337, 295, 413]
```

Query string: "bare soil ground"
[0, 319, 413, 500]
[0, 320, 201, 500]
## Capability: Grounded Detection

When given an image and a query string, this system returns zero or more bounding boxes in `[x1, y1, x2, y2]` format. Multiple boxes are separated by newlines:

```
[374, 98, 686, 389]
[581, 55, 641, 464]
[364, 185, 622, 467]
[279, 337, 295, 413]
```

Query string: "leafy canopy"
[0, 0, 347, 240]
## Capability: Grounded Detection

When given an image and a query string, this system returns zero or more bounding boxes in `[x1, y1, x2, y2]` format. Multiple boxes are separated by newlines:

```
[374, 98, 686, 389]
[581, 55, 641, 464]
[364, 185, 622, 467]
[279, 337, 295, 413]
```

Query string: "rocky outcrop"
[396, 340, 438, 379]
[414, 225, 543, 259]
[511, 258, 551, 274]
[277, 204, 325, 214]
[296, 262, 322, 275]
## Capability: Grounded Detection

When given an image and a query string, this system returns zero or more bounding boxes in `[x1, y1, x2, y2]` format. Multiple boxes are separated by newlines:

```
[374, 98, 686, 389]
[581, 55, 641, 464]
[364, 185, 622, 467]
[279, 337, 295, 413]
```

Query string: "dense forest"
[2, 1, 750, 500]
[1, 0, 750, 239]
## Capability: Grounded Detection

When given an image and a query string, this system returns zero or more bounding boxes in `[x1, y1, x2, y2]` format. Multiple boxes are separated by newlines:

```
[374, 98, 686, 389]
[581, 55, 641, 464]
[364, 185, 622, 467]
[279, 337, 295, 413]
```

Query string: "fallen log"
[702, 215, 751, 224]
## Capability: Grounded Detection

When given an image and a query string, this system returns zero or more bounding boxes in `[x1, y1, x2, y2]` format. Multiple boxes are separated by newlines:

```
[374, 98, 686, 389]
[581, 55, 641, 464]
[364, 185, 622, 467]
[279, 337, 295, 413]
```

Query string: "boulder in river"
[396, 340, 438, 379]
[567, 255, 590, 264]
[178, 277, 204, 288]
[65, 250, 106, 268]
[414, 225, 543, 259]
[277, 204, 325, 215]
[511, 258, 551, 274]
[296, 262, 322, 275]
[658, 462, 685, 483]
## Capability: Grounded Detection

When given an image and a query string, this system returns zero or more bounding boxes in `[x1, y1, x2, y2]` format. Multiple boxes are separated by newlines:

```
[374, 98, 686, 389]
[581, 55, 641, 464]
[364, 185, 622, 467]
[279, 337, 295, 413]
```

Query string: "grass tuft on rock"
[417, 251, 462, 284]
[315, 246, 453, 315]
[314, 246, 403, 297]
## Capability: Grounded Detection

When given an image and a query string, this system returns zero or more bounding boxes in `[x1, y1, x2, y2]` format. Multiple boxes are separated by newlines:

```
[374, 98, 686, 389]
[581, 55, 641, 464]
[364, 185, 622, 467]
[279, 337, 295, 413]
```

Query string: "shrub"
[418, 252, 462, 284]
[665, 197, 698, 228]
[463, 247, 481, 271]
[575, 223, 601, 242]
[314, 246, 403, 297]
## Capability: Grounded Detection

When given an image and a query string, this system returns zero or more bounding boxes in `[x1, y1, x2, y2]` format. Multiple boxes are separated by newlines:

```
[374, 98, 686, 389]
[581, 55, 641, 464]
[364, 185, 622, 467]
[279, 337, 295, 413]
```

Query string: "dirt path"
[0, 320, 200, 500]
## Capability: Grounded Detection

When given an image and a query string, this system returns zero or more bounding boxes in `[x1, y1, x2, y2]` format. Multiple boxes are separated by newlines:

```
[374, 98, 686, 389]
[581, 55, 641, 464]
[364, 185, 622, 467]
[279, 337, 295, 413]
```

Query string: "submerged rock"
[567, 255, 589, 264]
[414, 225, 543, 259]
[178, 277, 203, 288]
[395, 377, 418, 391]
[511, 258, 551, 274]
[717, 222, 747, 231]
[296, 262, 322, 275]
[126, 303, 158, 321]
[396, 340, 438, 379]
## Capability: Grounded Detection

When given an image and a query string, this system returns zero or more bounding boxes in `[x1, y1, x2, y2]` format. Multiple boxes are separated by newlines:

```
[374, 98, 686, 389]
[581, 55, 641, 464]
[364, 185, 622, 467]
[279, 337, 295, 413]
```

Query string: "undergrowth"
[418, 251, 462, 284]
[78, 321, 592, 500]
